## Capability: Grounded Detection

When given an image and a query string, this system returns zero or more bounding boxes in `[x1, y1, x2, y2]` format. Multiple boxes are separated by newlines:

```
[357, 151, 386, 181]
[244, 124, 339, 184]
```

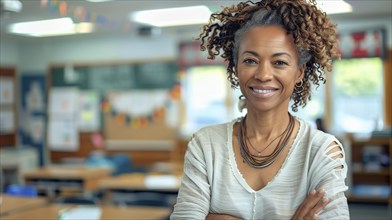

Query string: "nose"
[254, 63, 273, 81]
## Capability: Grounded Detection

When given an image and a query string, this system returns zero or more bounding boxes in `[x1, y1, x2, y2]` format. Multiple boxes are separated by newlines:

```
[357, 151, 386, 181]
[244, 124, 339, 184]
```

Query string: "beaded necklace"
[238, 114, 295, 169]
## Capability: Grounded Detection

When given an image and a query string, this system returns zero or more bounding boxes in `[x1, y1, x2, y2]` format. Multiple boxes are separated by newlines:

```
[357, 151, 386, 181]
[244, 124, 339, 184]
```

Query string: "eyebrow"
[242, 50, 292, 59]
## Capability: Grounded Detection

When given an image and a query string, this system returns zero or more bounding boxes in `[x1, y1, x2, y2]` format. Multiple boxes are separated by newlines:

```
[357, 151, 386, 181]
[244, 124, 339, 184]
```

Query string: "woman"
[171, 0, 349, 219]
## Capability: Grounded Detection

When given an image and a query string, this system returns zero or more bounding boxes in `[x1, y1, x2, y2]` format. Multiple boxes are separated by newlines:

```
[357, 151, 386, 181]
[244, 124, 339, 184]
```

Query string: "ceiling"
[0, 0, 391, 41]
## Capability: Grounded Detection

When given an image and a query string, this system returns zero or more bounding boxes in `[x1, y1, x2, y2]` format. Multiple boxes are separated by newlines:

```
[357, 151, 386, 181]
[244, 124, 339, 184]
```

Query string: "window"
[181, 65, 232, 136]
[290, 84, 326, 128]
[331, 58, 384, 134]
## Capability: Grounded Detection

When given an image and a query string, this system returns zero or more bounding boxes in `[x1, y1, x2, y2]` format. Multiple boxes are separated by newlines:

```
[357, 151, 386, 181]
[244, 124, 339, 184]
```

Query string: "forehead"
[239, 25, 298, 55]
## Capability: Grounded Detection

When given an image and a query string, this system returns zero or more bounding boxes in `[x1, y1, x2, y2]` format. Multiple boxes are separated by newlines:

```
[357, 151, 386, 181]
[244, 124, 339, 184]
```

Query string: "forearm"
[206, 213, 241, 220]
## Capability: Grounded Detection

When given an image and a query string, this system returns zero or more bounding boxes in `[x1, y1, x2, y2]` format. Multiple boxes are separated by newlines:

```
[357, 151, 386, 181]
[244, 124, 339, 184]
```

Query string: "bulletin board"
[0, 67, 17, 148]
[47, 60, 180, 162]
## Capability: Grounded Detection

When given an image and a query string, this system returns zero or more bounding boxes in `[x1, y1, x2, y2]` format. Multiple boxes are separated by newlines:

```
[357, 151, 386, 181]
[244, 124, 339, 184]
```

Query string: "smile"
[253, 89, 275, 94]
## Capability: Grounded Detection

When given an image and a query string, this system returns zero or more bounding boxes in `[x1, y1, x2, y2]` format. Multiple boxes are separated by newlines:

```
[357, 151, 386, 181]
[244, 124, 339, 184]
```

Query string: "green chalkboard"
[51, 66, 89, 89]
[49, 61, 178, 91]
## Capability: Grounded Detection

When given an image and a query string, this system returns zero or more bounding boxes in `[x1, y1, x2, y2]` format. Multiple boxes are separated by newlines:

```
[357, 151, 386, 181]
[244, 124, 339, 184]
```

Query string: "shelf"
[351, 137, 391, 146]
[347, 195, 389, 203]
[353, 168, 390, 176]
[348, 134, 392, 205]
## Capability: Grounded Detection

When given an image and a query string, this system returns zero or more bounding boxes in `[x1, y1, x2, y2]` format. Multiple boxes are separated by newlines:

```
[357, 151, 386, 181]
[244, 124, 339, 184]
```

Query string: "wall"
[0, 40, 18, 66]
[1, 33, 179, 73]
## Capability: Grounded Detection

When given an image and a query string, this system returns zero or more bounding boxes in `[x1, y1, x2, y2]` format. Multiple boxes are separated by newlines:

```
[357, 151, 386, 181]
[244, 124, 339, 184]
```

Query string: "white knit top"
[171, 117, 349, 220]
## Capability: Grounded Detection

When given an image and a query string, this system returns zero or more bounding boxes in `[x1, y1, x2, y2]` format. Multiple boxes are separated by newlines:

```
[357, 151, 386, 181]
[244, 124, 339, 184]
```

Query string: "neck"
[244, 111, 292, 142]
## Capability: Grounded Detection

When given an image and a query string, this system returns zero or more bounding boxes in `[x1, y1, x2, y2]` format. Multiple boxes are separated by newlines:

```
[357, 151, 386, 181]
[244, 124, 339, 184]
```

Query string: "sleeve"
[170, 133, 211, 220]
[308, 137, 350, 220]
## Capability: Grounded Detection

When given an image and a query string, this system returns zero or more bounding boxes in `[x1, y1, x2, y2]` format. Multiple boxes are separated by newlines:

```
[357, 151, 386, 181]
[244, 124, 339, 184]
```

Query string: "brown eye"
[243, 58, 257, 65]
[274, 60, 288, 66]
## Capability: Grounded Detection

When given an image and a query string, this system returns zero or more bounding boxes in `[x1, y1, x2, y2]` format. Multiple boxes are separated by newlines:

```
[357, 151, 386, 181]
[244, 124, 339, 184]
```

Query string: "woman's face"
[236, 25, 304, 113]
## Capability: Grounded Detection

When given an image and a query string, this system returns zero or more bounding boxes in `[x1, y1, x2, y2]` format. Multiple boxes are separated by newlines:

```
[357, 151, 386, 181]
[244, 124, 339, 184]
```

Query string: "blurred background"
[0, 0, 391, 219]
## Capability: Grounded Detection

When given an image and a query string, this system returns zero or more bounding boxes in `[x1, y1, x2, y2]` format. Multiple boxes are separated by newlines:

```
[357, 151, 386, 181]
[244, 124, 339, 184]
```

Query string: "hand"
[206, 213, 241, 220]
[291, 189, 330, 220]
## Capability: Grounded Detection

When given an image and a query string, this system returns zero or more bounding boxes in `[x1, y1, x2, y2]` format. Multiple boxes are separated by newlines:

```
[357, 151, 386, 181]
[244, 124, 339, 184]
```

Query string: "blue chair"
[5, 184, 37, 197]
[109, 154, 147, 176]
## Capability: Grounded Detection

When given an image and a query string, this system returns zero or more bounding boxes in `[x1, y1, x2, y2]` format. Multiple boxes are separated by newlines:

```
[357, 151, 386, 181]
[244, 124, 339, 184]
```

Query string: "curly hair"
[198, 0, 340, 112]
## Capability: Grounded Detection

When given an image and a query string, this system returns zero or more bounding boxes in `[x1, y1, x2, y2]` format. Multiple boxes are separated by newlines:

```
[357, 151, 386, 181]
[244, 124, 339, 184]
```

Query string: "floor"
[349, 203, 391, 220]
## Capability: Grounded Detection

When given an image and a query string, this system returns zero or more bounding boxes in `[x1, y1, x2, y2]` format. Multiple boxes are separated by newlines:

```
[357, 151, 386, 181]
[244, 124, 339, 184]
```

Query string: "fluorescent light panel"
[8, 17, 94, 37]
[131, 6, 211, 27]
[317, 0, 352, 14]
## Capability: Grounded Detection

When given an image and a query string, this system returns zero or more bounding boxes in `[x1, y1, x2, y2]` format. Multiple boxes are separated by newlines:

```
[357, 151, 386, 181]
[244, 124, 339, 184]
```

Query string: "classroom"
[0, 0, 391, 219]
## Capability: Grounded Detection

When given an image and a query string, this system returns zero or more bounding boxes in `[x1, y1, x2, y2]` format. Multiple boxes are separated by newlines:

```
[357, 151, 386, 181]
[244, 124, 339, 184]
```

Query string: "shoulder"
[191, 120, 235, 144]
[298, 118, 340, 149]
[296, 118, 347, 167]
[185, 121, 234, 160]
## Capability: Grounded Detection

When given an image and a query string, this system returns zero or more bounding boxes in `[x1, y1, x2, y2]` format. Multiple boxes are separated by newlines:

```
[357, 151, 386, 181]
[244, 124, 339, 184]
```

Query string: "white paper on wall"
[0, 110, 14, 133]
[29, 116, 45, 144]
[78, 91, 100, 131]
[49, 88, 79, 114]
[48, 114, 79, 151]
[0, 77, 14, 105]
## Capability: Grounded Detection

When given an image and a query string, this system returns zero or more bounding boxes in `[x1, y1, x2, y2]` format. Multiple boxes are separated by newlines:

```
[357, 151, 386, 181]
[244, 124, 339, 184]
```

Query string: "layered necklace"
[238, 114, 295, 169]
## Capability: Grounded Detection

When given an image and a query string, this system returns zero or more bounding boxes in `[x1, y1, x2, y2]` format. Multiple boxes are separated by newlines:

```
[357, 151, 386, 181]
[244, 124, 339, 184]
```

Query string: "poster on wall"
[48, 115, 79, 151]
[339, 28, 386, 59]
[0, 76, 14, 105]
[49, 87, 79, 114]
[20, 74, 47, 166]
[48, 88, 79, 151]
[78, 91, 100, 131]
[0, 110, 14, 133]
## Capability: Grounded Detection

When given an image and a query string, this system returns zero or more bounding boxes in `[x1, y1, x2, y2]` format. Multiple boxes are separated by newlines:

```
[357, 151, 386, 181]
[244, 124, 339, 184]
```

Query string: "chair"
[5, 184, 37, 197]
[114, 192, 171, 207]
[109, 154, 147, 176]
[56, 195, 99, 205]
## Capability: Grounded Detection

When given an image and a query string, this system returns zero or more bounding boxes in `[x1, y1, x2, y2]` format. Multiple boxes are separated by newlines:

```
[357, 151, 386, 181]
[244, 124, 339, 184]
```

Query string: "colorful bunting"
[39, 0, 132, 32]
[101, 81, 181, 128]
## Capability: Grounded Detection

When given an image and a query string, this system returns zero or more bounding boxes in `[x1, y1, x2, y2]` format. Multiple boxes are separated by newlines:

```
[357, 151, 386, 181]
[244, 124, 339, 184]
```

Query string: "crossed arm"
[205, 141, 346, 220]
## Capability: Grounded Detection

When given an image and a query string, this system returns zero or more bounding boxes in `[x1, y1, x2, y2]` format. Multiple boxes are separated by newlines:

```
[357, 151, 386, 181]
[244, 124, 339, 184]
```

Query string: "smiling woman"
[170, 0, 349, 219]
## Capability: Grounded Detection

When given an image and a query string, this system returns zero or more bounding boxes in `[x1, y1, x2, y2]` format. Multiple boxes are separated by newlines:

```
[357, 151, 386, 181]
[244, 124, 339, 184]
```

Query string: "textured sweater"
[171, 117, 349, 220]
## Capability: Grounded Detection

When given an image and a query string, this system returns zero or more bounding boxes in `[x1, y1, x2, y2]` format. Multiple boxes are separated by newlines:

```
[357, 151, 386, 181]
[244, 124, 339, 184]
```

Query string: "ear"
[296, 64, 306, 83]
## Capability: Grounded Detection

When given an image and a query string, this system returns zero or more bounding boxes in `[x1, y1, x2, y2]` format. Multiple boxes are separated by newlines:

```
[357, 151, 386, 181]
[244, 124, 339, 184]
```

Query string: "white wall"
[0, 39, 18, 66]
[16, 34, 178, 73]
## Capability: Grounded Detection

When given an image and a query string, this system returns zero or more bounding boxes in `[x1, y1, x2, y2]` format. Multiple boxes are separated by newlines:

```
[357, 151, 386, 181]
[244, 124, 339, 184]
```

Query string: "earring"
[295, 80, 304, 94]
[238, 95, 246, 112]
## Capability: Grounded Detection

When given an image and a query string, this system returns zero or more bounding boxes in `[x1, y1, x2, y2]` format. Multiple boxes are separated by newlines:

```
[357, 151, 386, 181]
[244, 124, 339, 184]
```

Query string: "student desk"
[1, 204, 172, 220]
[99, 173, 181, 191]
[23, 166, 111, 199]
[98, 172, 182, 204]
[0, 194, 48, 216]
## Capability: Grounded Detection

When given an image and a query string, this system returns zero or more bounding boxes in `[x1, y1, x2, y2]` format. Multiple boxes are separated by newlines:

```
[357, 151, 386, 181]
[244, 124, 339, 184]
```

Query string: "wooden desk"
[99, 173, 181, 192]
[99, 173, 182, 205]
[0, 194, 48, 216]
[23, 166, 111, 198]
[1, 204, 172, 220]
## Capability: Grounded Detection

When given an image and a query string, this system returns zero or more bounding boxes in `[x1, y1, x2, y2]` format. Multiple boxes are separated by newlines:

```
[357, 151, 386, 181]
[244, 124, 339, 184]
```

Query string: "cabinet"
[347, 134, 392, 204]
[0, 147, 39, 187]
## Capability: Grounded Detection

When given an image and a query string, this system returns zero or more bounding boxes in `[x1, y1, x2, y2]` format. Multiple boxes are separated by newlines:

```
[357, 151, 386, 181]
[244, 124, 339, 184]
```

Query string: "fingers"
[308, 195, 330, 219]
[291, 189, 330, 220]
[302, 189, 329, 220]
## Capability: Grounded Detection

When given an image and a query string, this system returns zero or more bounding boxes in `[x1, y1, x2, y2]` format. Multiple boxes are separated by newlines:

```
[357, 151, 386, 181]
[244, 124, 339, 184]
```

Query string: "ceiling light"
[130, 6, 211, 27]
[8, 17, 94, 37]
[317, 0, 352, 14]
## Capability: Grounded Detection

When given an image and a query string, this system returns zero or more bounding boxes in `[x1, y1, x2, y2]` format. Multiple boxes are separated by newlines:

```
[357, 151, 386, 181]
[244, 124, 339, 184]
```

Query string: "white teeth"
[253, 89, 274, 94]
